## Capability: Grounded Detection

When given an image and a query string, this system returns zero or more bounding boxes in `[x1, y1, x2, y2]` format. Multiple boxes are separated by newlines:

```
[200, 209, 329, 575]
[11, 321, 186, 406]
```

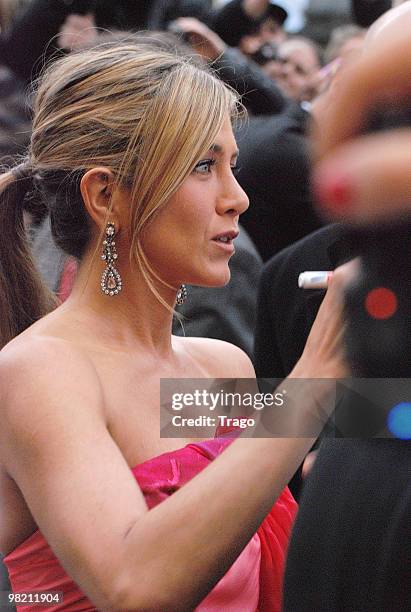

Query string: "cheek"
[170, 188, 214, 246]
[136, 174, 220, 281]
[287, 75, 300, 92]
[139, 202, 211, 273]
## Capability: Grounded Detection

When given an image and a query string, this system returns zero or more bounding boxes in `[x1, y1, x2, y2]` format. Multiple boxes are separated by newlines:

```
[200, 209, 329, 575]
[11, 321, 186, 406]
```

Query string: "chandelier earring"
[101, 222, 122, 296]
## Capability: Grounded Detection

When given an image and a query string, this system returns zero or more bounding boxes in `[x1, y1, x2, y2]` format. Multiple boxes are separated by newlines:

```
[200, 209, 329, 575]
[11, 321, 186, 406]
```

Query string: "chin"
[190, 266, 231, 288]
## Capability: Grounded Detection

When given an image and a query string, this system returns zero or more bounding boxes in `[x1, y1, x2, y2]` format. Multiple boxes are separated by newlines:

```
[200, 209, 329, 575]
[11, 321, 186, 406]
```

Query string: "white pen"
[298, 271, 333, 289]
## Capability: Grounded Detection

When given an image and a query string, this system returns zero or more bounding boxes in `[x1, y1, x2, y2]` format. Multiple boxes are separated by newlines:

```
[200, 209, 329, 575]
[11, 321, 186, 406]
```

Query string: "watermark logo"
[160, 378, 411, 439]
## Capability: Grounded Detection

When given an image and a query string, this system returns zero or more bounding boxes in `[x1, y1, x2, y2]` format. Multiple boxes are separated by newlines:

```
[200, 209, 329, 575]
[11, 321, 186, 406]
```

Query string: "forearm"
[119, 377, 329, 609]
[121, 438, 311, 609]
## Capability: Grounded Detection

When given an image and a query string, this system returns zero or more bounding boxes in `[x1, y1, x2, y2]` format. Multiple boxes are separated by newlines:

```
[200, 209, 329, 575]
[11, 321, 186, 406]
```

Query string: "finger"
[314, 260, 358, 342]
[317, 33, 411, 158]
[302, 451, 317, 479]
[331, 259, 360, 291]
[313, 130, 411, 223]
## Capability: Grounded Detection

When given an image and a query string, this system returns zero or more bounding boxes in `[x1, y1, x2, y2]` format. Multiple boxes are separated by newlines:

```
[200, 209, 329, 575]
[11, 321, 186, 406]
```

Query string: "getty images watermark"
[169, 387, 285, 430]
[160, 378, 411, 439]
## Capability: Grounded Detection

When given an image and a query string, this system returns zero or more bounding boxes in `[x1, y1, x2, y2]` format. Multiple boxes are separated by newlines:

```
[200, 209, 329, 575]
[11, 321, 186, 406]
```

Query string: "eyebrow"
[209, 143, 239, 158]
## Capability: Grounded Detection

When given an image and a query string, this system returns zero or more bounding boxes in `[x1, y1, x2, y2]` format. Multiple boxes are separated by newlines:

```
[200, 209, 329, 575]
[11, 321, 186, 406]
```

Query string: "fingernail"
[313, 170, 355, 215]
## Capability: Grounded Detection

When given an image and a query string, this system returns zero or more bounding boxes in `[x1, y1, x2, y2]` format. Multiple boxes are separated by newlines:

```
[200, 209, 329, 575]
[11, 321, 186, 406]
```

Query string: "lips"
[212, 230, 239, 244]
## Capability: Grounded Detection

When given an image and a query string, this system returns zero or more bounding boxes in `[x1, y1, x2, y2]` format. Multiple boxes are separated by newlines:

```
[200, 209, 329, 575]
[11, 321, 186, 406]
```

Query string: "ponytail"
[0, 166, 58, 349]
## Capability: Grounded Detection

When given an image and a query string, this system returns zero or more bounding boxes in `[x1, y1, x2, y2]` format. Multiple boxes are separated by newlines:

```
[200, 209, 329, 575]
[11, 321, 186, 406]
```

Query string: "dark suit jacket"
[253, 224, 351, 498]
[284, 437, 411, 612]
[252, 225, 410, 611]
[235, 114, 322, 263]
[254, 224, 350, 378]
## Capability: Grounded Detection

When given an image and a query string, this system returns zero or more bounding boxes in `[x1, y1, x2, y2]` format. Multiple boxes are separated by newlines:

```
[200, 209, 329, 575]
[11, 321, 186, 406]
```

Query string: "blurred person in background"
[0, 0, 213, 83]
[0, 0, 31, 165]
[0, 0, 27, 29]
[263, 35, 322, 104]
[302, 0, 391, 46]
[234, 1, 288, 59]
[213, 0, 288, 52]
[323, 23, 366, 64]
[309, 24, 366, 124]
[301, 0, 352, 46]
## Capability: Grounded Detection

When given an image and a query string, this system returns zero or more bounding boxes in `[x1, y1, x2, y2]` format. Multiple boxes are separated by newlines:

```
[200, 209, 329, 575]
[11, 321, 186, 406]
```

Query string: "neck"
[61, 248, 180, 359]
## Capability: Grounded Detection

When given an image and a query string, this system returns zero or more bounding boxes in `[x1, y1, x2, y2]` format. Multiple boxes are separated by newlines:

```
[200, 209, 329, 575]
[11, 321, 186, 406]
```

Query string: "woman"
[0, 41, 347, 610]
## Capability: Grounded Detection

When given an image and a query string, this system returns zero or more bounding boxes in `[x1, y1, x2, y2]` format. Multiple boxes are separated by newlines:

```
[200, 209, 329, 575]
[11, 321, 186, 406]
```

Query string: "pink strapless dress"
[4, 436, 297, 611]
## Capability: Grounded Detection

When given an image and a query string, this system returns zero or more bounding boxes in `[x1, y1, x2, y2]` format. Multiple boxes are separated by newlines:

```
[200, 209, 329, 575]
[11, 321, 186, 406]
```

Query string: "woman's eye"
[193, 159, 215, 174]
[231, 165, 240, 176]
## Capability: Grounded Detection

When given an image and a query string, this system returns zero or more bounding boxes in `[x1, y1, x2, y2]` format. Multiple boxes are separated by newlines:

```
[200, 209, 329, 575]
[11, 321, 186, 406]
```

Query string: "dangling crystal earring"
[101, 222, 122, 296]
[176, 284, 187, 305]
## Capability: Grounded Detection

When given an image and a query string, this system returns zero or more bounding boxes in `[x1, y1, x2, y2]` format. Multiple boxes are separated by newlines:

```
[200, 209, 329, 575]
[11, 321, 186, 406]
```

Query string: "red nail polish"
[314, 172, 355, 214]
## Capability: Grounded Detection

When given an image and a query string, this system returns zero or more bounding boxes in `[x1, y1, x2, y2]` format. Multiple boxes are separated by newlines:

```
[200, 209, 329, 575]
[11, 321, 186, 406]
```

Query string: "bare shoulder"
[175, 336, 256, 378]
[0, 334, 104, 449]
[0, 334, 149, 608]
[0, 333, 101, 393]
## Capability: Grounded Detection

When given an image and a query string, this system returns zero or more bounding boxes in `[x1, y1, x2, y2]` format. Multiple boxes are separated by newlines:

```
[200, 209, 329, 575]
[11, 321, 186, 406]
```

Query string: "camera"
[249, 42, 278, 65]
[343, 107, 411, 378]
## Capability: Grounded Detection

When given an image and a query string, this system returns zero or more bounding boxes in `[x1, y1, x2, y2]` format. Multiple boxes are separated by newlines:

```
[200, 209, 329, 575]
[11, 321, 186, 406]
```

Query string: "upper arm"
[0, 338, 147, 608]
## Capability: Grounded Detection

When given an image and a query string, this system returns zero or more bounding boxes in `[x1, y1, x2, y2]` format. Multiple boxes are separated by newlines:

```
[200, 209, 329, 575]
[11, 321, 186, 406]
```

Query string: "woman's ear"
[80, 167, 119, 230]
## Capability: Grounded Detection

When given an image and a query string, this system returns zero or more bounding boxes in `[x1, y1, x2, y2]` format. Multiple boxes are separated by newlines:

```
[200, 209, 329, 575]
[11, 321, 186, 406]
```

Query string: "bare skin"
[0, 119, 349, 610]
[314, 5, 411, 224]
[274, 39, 321, 102]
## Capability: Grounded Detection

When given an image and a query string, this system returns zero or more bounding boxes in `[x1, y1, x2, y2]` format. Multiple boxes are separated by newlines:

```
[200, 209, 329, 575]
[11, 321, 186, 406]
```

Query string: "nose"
[279, 57, 293, 77]
[281, 62, 291, 77]
[216, 172, 249, 218]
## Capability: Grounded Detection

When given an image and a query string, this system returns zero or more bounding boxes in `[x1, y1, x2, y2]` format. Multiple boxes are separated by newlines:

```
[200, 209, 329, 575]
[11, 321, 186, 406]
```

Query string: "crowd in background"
[0, 1, 409, 609]
[0, 0, 390, 326]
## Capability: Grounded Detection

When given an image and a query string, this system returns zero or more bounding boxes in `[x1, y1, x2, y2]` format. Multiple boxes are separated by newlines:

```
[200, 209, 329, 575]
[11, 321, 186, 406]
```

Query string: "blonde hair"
[0, 40, 241, 345]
